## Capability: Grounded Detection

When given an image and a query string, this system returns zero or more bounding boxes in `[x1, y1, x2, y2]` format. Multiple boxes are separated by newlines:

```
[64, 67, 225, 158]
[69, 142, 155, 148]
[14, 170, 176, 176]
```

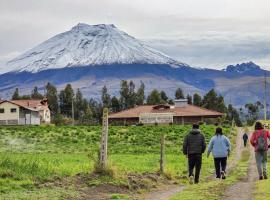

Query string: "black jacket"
[183, 129, 206, 155]
[243, 133, 248, 140]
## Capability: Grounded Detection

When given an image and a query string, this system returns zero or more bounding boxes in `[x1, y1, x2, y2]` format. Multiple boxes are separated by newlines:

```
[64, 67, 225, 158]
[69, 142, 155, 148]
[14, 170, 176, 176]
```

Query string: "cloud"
[148, 34, 270, 69]
[1, 0, 270, 70]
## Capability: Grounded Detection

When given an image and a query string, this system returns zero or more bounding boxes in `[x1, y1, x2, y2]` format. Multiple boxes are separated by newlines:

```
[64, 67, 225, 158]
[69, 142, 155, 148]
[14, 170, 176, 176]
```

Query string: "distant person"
[250, 121, 270, 180]
[207, 127, 231, 179]
[183, 124, 206, 184]
[243, 132, 249, 147]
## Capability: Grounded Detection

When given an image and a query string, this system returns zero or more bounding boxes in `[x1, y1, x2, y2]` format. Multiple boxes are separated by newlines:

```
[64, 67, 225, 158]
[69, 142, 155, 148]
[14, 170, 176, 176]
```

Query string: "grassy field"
[0, 125, 231, 199]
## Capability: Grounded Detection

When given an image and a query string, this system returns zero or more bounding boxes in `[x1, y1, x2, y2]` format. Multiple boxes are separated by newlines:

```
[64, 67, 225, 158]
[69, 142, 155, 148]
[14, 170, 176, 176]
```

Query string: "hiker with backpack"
[207, 127, 231, 179]
[183, 124, 206, 184]
[250, 121, 270, 180]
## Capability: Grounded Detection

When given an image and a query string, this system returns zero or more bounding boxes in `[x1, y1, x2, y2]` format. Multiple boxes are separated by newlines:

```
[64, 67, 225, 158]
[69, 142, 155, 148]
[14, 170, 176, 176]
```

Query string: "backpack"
[257, 131, 266, 151]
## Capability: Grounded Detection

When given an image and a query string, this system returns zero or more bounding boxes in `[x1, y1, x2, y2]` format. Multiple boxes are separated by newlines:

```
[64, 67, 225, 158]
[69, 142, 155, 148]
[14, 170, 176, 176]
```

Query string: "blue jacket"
[208, 135, 231, 158]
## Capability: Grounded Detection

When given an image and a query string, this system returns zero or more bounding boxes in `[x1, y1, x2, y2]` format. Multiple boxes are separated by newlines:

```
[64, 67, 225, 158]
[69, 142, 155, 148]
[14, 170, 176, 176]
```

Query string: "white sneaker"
[189, 175, 194, 184]
[221, 171, 226, 179]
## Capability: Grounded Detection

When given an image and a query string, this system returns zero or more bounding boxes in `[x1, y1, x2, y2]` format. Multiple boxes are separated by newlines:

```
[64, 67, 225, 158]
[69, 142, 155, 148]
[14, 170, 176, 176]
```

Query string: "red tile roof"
[109, 104, 223, 119]
[0, 99, 48, 111]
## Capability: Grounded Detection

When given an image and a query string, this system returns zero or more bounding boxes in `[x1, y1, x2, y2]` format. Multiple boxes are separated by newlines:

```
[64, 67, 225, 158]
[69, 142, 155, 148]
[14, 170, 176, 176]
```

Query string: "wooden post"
[100, 108, 109, 169]
[160, 133, 165, 173]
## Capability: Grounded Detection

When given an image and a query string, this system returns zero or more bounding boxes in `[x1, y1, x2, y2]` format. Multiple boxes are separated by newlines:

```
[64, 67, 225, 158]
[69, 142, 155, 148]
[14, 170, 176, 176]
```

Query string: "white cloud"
[1, 0, 270, 69]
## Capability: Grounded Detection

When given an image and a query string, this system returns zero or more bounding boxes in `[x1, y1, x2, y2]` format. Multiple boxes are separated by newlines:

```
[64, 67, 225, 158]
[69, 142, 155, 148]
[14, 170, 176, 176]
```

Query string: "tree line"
[10, 81, 242, 126]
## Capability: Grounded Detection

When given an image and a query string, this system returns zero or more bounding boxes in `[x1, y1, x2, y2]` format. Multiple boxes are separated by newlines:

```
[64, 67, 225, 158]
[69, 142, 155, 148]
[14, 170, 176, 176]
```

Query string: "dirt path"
[140, 185, 186, 200]
[141, 128, 244, 200]
[221, 129, 257, 200]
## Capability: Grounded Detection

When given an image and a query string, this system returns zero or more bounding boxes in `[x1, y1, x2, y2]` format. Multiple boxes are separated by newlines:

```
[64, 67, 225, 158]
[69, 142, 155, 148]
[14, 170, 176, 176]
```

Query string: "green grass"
[254, 155, 270, 200]
[0, 187, 78, 200]
[0, 125, 231, 199]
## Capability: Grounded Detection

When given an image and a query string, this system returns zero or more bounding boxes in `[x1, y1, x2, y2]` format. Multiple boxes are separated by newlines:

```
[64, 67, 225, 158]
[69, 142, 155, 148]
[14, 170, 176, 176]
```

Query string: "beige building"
[0, 99, 50, 125]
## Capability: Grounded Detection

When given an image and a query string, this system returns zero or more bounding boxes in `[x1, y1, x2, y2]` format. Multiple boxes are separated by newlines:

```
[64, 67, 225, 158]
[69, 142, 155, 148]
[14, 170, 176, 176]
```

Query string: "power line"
[264, 71, 268, 120]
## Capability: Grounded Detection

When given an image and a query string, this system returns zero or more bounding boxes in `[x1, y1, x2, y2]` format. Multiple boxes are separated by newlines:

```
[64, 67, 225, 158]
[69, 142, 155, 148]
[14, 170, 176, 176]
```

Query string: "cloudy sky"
[1, 0, 270, 71]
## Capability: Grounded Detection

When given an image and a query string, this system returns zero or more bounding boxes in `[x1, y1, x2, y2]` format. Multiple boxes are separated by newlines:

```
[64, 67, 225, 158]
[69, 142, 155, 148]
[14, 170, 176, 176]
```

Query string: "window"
[10, 108, 17, 113]
[0, 108, 4, 113]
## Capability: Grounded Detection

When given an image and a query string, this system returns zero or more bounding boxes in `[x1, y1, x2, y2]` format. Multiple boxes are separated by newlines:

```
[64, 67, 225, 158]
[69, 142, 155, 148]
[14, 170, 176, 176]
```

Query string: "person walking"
[250, 121, 270, 180]
[207, 127, 231, 179]
[243, 132, 249, 147]
[183, 124, 206, 184]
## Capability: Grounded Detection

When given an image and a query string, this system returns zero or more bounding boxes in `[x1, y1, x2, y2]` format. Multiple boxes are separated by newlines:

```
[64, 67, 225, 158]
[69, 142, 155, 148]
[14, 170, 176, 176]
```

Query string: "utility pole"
[72, 98, 75, 125]
[264, 71, 267, 121]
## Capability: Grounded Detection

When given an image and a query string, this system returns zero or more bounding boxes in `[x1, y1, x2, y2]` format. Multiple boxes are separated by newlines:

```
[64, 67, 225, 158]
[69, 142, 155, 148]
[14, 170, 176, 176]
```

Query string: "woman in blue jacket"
[207, 127, 231, 179]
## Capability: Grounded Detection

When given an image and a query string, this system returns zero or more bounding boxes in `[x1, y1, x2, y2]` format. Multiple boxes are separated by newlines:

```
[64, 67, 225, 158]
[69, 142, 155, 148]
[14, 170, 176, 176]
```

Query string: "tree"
[128, 81, 136, 108]
[31, 86, 43, 100]
[160, 90, 168, 103]
[81, 104, 93, 124]
[20, 95, 31, 100]
[119, 80, 138, 109]
[111, 96, 121, 113]
[12, 88, 20, 100]
[147, 89, 162, 105]
[59, 84, 74, 117]
[186, 94, 192, 104]
[45, 82, 58, 115]
[136, 82, 145, 106]
[227, 104, 242, 126]
[12, 88, 31, 100]
[193, 93, 202, 106]
[101, 86, 111, 108]
[75, 89, 84, 119]
[202, 89, 227, 113]
[175, 88, 185, 99]
[119, 80, 129, 110]
[168, 99, 174, 105]
[245, 101, 263, 125]
[89, 98, 103, 123]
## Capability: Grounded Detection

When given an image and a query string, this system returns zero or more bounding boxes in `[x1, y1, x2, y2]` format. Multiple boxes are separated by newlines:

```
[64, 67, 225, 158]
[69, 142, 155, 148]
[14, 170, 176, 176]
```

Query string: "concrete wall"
[39, 108, 51, 124]
[19, 108, 40, 125]
[0, 102, 19, 125]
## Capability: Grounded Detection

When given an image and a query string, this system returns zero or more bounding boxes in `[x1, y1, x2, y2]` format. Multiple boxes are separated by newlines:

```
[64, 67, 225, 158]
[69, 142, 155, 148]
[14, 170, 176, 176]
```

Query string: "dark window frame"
[0, 108, 4, 113]
[10, 108, 17, 113]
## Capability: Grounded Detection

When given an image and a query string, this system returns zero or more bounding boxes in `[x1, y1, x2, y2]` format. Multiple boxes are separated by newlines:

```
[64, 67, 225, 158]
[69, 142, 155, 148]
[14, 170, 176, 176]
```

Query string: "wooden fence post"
[100, 108, 109, 169]
[160, 133, 165, 173]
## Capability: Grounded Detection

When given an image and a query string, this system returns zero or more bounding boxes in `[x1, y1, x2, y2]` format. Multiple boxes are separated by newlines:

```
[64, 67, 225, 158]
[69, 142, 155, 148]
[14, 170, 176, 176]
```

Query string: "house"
[0, 99, 50, 125]
[109, 99, 223, 125]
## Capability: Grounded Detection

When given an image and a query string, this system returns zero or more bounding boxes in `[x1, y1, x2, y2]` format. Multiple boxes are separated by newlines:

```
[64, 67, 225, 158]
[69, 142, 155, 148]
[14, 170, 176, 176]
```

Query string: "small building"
[109, 99, 223, 125]
[0, 99, 51, 125]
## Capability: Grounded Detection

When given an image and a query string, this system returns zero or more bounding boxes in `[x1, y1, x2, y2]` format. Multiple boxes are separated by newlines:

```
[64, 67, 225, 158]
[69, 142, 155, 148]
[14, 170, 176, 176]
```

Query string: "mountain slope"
[5, 23, 187, 73]
[1, 23, 269, 107]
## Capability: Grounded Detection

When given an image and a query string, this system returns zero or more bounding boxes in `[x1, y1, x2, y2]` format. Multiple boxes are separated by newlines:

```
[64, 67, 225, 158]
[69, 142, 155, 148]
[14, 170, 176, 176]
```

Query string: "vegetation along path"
[142, 127, 247, 200]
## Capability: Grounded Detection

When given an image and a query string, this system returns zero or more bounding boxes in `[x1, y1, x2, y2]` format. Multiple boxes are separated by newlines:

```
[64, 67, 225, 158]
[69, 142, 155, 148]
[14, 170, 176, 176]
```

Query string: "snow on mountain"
[5, 23, 188, 73]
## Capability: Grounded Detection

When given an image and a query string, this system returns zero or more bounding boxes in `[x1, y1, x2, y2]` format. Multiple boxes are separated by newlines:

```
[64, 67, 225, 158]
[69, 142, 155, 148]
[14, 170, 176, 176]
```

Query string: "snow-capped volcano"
[5, 23, 187, 73]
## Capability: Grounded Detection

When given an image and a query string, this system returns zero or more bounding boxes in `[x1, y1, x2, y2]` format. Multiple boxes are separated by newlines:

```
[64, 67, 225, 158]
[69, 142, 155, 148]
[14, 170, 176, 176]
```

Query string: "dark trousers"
[243, 139, 248, 147]
[214, 157, 227, 178]
[188, 154, 202, 183]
